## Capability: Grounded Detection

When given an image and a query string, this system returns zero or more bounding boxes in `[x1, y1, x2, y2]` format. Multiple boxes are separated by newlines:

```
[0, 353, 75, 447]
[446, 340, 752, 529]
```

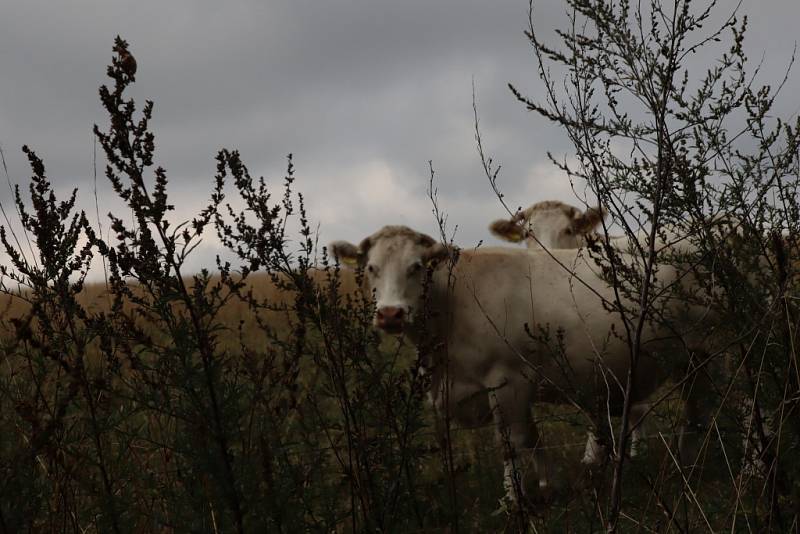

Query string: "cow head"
[489, 200, 607, 249]
[330, 226, 452, 333]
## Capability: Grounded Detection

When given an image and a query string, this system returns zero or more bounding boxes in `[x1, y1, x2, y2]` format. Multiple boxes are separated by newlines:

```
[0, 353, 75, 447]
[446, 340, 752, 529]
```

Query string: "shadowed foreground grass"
[0, 269, 779, 532]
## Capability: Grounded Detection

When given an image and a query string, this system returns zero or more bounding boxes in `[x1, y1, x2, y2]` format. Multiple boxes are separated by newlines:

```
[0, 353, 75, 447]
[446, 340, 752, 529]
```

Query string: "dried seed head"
[119, 50, 137, 78]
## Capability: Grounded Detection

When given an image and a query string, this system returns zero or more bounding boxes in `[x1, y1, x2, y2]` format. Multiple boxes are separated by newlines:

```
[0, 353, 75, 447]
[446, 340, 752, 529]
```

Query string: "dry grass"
[0, 268, 360, 333]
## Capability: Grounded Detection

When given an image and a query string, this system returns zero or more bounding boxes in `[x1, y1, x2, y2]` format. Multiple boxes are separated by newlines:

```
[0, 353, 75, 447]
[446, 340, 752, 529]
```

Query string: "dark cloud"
[1, 0, 798, 277]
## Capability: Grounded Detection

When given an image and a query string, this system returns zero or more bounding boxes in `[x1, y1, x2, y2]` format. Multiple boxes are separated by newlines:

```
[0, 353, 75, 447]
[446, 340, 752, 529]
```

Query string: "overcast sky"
[1, 0, 799, 279]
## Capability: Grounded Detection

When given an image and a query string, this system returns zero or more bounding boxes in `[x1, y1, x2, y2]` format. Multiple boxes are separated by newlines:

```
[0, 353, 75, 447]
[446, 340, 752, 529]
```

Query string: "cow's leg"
[427, 380, 458, 455]
[488, 382, 544, 502]
[429, 379, 491, 449]
[583, 402, 648, 465]
[582, 389, 614, 467]
[581, 430, 606, 466]
[629, 403, 648, 458]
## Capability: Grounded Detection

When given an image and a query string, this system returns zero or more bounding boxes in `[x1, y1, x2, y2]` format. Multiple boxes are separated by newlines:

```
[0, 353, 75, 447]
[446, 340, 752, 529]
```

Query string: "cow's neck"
[401, 268, 457, 373]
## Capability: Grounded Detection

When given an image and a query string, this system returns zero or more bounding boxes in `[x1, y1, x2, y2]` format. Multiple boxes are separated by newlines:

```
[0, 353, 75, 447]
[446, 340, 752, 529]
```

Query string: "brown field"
[0, 267, 361, 335]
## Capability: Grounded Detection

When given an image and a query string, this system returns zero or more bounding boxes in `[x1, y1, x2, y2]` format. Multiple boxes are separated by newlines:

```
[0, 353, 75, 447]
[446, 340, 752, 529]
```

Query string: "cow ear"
[573, 206, 607, 234]
[489, 218, 525, 243]
[422, 242, 455, 268]
[329, 241, 362, 268]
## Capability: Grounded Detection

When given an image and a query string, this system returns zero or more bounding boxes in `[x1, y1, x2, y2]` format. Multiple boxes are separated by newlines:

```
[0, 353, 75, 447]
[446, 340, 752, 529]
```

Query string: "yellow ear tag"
[508, 230, 523, 242]
[342, 256, 359, 267]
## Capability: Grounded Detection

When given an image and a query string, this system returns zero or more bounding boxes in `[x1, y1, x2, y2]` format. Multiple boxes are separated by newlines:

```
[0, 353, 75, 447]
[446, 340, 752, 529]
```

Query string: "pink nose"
[376, 306, 405, 330]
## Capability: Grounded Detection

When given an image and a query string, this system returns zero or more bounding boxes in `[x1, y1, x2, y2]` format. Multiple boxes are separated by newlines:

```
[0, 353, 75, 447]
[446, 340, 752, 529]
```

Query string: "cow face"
[489, 201, 606, 249]
[330, 226, 451, 333]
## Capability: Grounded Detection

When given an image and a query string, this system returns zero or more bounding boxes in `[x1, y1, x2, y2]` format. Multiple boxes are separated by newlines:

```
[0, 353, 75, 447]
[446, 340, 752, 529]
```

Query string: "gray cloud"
[1, 0, 798, 278]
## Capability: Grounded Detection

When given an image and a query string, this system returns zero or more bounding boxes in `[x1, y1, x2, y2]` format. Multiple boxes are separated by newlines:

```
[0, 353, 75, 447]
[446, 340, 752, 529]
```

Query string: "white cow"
[489, 200, 609, 250]
[331, 225, 717, 500]
[492, 202, 785, 474]
[491, 201, 655, 461]
[489, 199, 699, 254]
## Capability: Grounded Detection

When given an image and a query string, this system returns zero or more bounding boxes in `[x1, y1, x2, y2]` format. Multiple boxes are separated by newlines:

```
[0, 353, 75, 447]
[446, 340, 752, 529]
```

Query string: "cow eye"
[408, 262, 422, 275]
[366, 264, 378, 275]
[564, 228, 573, 235]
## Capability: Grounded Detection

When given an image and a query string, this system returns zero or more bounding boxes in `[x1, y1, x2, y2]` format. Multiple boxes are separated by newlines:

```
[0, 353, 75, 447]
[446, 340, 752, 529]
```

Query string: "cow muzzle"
[376, 306, 406, 333]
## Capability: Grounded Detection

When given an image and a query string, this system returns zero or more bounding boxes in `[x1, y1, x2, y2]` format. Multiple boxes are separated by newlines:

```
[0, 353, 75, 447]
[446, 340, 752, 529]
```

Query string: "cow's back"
[431, 247, 692, 404]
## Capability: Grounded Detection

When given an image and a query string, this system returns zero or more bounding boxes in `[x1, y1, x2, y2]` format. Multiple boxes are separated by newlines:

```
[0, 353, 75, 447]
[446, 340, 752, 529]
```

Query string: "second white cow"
[490, 200, 656, 461]
[489, 200, 608, 250]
